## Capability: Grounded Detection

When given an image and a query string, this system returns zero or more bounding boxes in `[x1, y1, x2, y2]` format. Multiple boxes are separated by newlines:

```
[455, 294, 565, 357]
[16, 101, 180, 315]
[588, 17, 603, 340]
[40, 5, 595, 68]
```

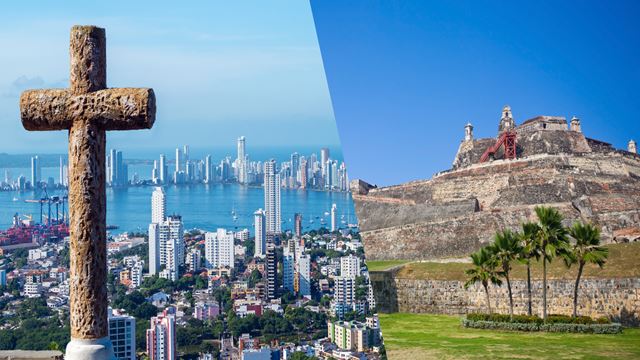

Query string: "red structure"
[480, 130, 517, 163]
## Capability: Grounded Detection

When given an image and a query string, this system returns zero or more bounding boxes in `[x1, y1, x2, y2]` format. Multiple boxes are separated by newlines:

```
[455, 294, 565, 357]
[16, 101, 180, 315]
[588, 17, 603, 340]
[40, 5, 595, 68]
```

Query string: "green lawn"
[366, 260, 410, 272]
[379, 313, 640, 360]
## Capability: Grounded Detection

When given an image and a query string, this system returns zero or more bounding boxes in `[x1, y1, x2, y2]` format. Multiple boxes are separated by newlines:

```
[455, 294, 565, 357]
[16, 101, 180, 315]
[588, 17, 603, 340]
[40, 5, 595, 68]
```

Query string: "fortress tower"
[464, 123, 474, 142]
[570, 116, 582, 132]
[498, 105, 515, 133]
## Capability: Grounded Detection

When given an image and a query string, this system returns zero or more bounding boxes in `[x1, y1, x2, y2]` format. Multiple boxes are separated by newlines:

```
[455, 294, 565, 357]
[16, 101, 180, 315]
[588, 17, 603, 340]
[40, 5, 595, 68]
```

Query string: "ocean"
[0, 169, 355, 234]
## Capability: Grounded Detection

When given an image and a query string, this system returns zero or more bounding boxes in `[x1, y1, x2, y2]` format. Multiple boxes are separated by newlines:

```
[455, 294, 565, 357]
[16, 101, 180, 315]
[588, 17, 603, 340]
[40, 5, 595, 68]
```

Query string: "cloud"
[3, 76, 67, 98]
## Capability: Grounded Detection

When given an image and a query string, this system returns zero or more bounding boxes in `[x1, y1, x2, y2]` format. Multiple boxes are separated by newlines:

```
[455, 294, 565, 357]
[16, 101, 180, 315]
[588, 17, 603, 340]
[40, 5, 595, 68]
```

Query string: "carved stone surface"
[18, 25, 156, 341]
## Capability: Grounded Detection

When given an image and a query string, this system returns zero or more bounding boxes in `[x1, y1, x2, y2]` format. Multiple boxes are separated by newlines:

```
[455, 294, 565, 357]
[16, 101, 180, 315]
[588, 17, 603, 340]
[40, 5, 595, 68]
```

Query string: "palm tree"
[566, 222, 608, 317]
[490, 229, 523, 319]
[518, 222, 541, 316]
[465, 247, 502, 314]
[534, 206, 570, 320]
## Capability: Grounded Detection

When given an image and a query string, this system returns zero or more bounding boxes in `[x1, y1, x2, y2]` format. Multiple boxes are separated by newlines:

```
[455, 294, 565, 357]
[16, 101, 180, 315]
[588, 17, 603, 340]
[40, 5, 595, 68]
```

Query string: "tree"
[464, 247, 501, 314]
[534, 206, 569, 320]
[566, 222, 608, 317]
[489, 229, 522, 319]
[518, 222, 540, 316]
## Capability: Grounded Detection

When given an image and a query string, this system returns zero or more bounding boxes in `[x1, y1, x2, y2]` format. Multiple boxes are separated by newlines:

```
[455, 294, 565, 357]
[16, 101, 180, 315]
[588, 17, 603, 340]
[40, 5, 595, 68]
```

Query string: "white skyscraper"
[149, 223, 160, 275]
[253, 209, 266, 258]
[297, 254, 311, 297]
[263, 159, 281, 234]
[340, 255, 361, 278]
[163, 238, 179, 281]
[151, 187, 166, 224]
[109, 308, 136, 360]
[237, 136, 246, 163]
[331, 203, 338, 232]
[333, 276, 356, 317]
[175, 147, 181, 173]
[283, 243, 295, 293]
[31, 155, 41, 188]
[205, 229, 235, 269]
[159, 154, 167, 184]
[204, 155, 212, 184]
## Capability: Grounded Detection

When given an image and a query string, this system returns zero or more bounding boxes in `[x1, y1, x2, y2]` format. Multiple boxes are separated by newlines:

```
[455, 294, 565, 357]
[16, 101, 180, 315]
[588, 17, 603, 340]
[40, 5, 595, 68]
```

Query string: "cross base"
[65, 337, 116, 360]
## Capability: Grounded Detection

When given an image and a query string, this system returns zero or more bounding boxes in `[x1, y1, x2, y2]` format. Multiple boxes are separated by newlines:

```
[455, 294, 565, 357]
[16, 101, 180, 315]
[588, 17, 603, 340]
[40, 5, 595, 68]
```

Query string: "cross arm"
[20, 88, 156, 131]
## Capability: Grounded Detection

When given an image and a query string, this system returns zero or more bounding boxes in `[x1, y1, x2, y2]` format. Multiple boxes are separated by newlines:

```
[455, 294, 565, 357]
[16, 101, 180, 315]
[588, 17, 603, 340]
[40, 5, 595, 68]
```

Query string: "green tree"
[566, 222, 608, 317]
[464, 247, 501, 314]
[489, 229, 522, 319]
[518, 221, 540, 316]
[534, 206, 570, 320]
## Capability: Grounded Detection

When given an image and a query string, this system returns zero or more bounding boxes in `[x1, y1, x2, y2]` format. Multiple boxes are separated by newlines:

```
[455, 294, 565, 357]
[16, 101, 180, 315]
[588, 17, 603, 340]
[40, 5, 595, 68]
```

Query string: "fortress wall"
[377, 275, 640, 326]
[360, 200, 640, 260]
[355, 198, 478, 232]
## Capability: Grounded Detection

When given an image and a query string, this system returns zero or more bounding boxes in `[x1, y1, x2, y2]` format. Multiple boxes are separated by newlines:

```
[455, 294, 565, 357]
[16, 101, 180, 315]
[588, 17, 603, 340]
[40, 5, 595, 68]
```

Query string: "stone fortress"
[353, 105, 640, 260]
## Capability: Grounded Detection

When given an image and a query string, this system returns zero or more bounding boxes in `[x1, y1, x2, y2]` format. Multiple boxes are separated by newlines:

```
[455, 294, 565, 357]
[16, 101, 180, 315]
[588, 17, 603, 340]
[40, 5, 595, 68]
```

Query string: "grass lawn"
[393, 242, 640, 281]
[379, 313, 640, 360]
[366, 260, 410, 272]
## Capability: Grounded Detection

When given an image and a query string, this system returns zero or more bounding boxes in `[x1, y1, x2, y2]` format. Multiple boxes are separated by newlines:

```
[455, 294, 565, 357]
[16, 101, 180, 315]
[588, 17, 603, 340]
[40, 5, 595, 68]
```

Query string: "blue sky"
[312, 0, 640, 186]
[0, 1, 340, 153]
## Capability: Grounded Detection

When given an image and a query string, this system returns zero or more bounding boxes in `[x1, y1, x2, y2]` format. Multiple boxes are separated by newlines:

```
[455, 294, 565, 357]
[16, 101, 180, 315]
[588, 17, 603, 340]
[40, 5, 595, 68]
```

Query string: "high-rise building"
[283, 240, 295, 293]
[333, 276, 356, 318]
[204, 155, 212, 184]
[237, 136, 246, 164]
[163, 238, 180, 281]
[297, 254, 311, 297]
[58, 156, 68, 187]
[146, 307, 176, 360]
[156, 215, 184, 275]
[186, 248, 201, 272]
[151, 187, 166, 224]
[294, 213, 303, 238]
[30, 155, 40, 188]
[340, 255, 361, 278]
[159, 154, 167, 184]
[320, 147, 330, 169]
[130, 263, 143, 289]
[299, 157, 307, 189]
[290, 152, 299, 185]
[148, 223, 160, 275]
[205, 229, 235, 269]
[152, 160, 159, 184]
[253, 209, 266, 258]
[175, 147, 181, 173]
[182, 145, 189, 163]
[331, 203, 338, 232]
[265, 243, 277, 300]
[263, 160, 281, 234]
[109, 308, 136, 360]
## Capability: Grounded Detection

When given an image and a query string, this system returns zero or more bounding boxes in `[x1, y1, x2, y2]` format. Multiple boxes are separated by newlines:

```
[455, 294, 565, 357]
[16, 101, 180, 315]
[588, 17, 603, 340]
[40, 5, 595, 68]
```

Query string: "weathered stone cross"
[20, 26, 155, 359]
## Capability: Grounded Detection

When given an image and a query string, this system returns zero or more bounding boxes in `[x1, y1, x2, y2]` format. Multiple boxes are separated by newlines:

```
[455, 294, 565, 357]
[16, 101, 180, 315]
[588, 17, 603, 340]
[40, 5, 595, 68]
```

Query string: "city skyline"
[0, 1, 341, 153]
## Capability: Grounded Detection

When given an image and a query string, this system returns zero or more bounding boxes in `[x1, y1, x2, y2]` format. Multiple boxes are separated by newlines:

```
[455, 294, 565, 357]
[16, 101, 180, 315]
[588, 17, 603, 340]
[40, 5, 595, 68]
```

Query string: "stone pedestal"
[65, 337, 115, 360]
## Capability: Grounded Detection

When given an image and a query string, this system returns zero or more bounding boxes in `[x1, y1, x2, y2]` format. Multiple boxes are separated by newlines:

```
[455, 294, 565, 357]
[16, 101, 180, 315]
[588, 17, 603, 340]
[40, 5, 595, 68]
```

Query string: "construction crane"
[480, 130, 517, 163]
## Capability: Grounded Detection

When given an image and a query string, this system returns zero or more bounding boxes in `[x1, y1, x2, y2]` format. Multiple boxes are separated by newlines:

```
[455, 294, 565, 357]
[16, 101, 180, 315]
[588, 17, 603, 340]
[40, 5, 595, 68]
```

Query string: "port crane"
[24, 187, 68, 225]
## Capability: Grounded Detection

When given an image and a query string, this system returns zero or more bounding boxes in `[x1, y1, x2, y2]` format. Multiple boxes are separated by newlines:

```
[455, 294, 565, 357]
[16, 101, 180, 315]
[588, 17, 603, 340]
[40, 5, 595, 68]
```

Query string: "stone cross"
[20, 26, 155, 359]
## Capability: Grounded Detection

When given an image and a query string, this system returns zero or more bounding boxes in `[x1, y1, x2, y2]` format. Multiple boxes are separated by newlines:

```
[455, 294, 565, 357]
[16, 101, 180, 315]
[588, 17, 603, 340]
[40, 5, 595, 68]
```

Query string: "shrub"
[464, 313, 611, 325]
[462, 316, 622, 334]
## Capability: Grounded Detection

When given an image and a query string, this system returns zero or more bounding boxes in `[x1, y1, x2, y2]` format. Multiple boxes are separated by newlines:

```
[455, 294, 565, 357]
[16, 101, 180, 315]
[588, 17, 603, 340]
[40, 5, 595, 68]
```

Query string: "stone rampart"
[372, 271, 640, 326]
